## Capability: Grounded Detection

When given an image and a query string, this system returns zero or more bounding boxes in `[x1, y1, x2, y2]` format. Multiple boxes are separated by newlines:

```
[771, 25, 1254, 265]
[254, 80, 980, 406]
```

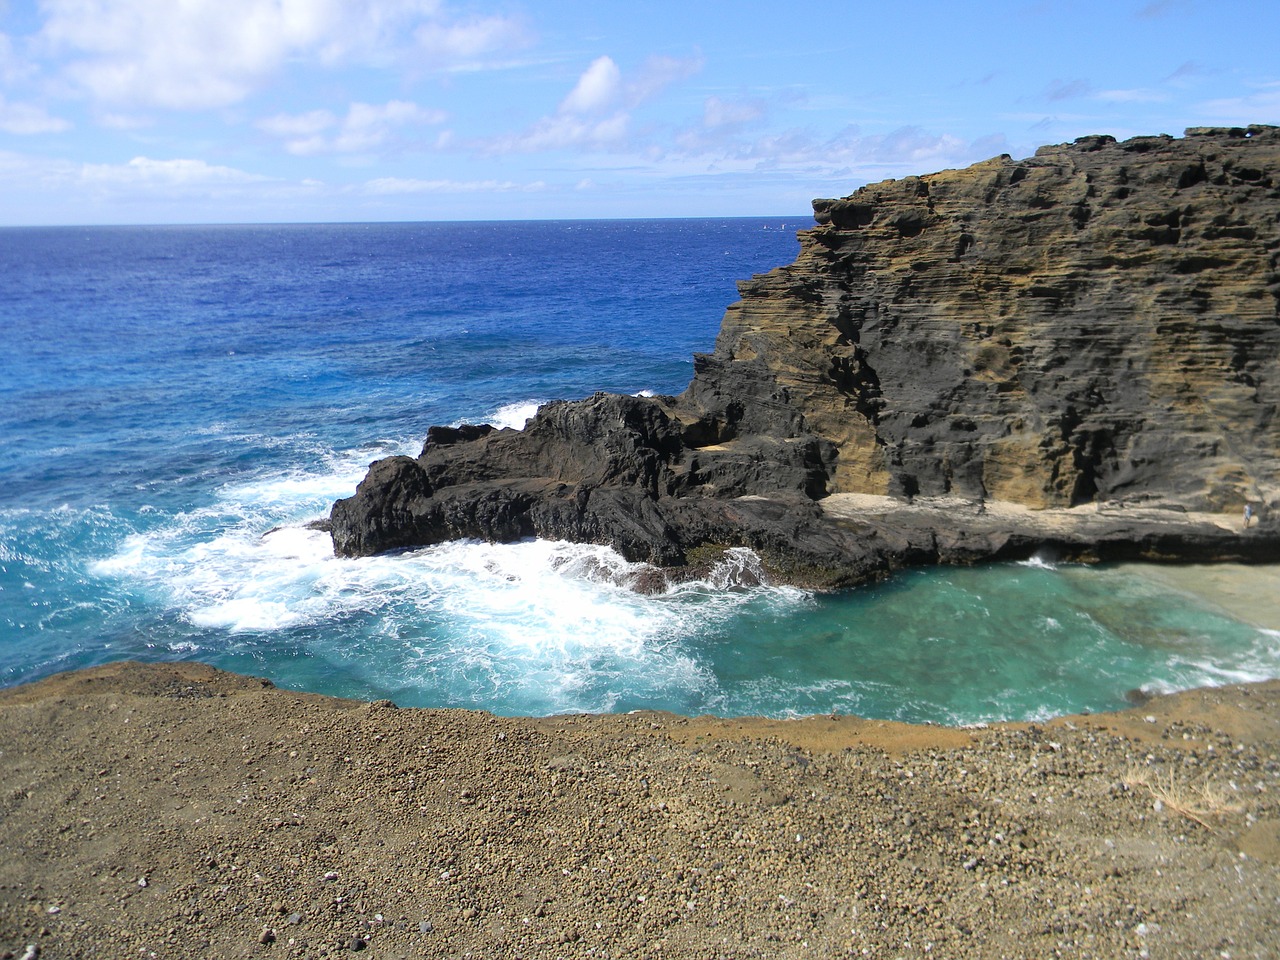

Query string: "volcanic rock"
[331, 126, 1280, 587]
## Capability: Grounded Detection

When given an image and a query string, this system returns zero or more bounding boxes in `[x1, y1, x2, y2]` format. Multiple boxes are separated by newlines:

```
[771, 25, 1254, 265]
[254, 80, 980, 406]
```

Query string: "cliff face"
[689, 124, 1280, 510]
[331, 126, 1280, 586]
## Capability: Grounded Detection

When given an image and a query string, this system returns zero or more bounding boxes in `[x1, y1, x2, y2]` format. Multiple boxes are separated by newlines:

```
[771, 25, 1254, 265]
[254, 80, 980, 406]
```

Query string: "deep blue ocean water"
[2, 220, 1277, 722]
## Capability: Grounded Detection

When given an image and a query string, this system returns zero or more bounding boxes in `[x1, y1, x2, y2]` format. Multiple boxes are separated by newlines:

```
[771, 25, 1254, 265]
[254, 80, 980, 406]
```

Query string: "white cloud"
[364, 176, 545, 194]
[560, 56, 622, 115]
[495, 111, 632, 153]
[79, 156, 267, 186]
[258, 100, 447, 155]
[42, 0, 325, 109]
[703, 95, 766, 130]
[852, 127, 974, 167]
[490, 53, 700, 154]
[664, 122, 1010, 188]
[0, 149, 64, 191]
[1095, 88, 1167, 104]
[257, 109, 337, 139]
[95, 112, 155, 131]
[414, 13, 530, 60]
[624, 53, 702, 106]
[0, 31, 36, 84]
[37, 0, 530, 110]
[1196, 82, 1280, 125]
[0, 96, 70, 134]
[0, 148, 339, 223]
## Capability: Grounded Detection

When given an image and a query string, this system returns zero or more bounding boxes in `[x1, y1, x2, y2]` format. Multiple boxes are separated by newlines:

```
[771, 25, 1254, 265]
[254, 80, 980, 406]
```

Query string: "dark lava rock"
[331, 126, 1280, 587]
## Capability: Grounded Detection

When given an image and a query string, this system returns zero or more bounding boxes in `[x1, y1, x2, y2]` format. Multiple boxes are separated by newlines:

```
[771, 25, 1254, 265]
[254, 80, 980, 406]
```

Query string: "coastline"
[329, 129, 1280, 593]
[3, 661, 1277, 958]
[1124, 562, 1280, 633]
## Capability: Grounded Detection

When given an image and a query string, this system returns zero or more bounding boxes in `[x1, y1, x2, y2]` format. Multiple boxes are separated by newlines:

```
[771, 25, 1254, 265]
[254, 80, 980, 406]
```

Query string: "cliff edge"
[331, 126, 1280, 587]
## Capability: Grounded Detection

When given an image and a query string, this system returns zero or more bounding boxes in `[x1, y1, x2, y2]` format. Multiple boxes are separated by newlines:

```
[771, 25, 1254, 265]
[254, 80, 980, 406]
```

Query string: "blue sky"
[1, 0, 1276, 224]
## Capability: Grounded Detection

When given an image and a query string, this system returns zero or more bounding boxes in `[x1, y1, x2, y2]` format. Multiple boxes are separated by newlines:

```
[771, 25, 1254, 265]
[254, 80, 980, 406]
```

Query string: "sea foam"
[86, 439, 804, 714]
[83, 450, 1280, 720]
[482, 400, 544, 431]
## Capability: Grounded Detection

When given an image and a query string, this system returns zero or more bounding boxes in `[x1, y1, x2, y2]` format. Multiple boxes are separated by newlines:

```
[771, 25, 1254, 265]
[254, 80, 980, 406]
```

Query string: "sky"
[0, 0, 1277, 225]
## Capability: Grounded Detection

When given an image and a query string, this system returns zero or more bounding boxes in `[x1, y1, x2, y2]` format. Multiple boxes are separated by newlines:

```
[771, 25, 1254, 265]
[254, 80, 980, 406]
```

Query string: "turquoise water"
[2, 221, 1277, 721]
[693, 560, 1275, 722]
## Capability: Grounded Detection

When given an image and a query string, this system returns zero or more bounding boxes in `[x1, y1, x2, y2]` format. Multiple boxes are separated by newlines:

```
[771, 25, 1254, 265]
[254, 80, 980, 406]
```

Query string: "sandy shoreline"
[2, 661, 1278, 959]
[1123, 563, 1280, 632]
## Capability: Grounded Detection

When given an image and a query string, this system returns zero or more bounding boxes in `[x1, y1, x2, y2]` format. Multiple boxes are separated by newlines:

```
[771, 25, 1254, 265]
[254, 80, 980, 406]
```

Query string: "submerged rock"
[332, 126, 1280, 587]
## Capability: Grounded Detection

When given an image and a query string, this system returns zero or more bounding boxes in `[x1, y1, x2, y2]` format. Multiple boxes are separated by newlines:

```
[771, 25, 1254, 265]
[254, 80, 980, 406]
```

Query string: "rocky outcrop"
[332, 126, 1280, 587]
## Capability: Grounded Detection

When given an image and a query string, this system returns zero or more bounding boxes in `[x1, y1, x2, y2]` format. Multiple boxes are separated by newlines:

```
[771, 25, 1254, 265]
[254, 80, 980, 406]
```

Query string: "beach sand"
[2, 661, 1278, 959]
[1125, 563, 1280, 632]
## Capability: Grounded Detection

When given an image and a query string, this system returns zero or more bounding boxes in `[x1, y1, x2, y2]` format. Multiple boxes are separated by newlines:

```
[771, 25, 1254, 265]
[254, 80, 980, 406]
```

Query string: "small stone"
[258, 926, 276, 945]
[349, 936, 366, 951]
[418, 921, 433, 934]
[288, 913, 302, 925]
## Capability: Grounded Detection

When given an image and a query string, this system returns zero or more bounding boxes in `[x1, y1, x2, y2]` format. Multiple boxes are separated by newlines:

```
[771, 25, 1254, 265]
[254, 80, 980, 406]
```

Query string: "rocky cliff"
[331, 126, 1280, 587]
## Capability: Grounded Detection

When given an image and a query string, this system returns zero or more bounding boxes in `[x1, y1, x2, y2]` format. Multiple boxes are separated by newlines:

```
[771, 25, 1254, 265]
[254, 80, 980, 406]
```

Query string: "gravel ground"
[2, 661, 1278, 959]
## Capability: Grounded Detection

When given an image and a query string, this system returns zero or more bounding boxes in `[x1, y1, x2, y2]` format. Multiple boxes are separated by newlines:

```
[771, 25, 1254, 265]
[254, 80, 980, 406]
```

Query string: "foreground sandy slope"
[2, 662, 1278, 959]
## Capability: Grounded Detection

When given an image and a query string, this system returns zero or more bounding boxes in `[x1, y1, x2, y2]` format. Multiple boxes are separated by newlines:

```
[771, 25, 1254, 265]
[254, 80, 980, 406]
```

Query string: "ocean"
[2, 220, 1277, 723]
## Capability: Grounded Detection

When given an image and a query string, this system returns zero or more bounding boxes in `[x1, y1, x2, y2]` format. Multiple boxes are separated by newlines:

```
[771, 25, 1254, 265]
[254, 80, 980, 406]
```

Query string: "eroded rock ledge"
[332, 126, 1280, 588]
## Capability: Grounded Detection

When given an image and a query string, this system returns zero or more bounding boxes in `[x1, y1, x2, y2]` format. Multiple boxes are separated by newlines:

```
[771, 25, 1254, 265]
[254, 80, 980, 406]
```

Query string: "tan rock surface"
[3, 662, 1279, 958]
[719, 125, 1280, 509]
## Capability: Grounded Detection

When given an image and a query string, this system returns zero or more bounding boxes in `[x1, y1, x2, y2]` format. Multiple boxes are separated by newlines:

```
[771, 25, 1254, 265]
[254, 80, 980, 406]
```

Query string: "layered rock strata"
[332, 126, 1280, 587]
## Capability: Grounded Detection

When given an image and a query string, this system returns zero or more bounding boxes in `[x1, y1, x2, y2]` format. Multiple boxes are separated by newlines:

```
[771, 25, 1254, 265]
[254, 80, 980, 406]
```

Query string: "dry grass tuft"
[1123, 764, 1243, 830]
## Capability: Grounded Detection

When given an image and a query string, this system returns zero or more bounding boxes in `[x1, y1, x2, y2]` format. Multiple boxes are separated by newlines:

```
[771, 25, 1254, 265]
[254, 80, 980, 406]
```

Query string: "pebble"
[4, 664, 1276, 959]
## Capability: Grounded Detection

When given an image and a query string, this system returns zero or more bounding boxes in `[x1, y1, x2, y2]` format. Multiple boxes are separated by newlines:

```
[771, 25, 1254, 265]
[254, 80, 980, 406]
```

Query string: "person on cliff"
[1243, 503, 1254, 530]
